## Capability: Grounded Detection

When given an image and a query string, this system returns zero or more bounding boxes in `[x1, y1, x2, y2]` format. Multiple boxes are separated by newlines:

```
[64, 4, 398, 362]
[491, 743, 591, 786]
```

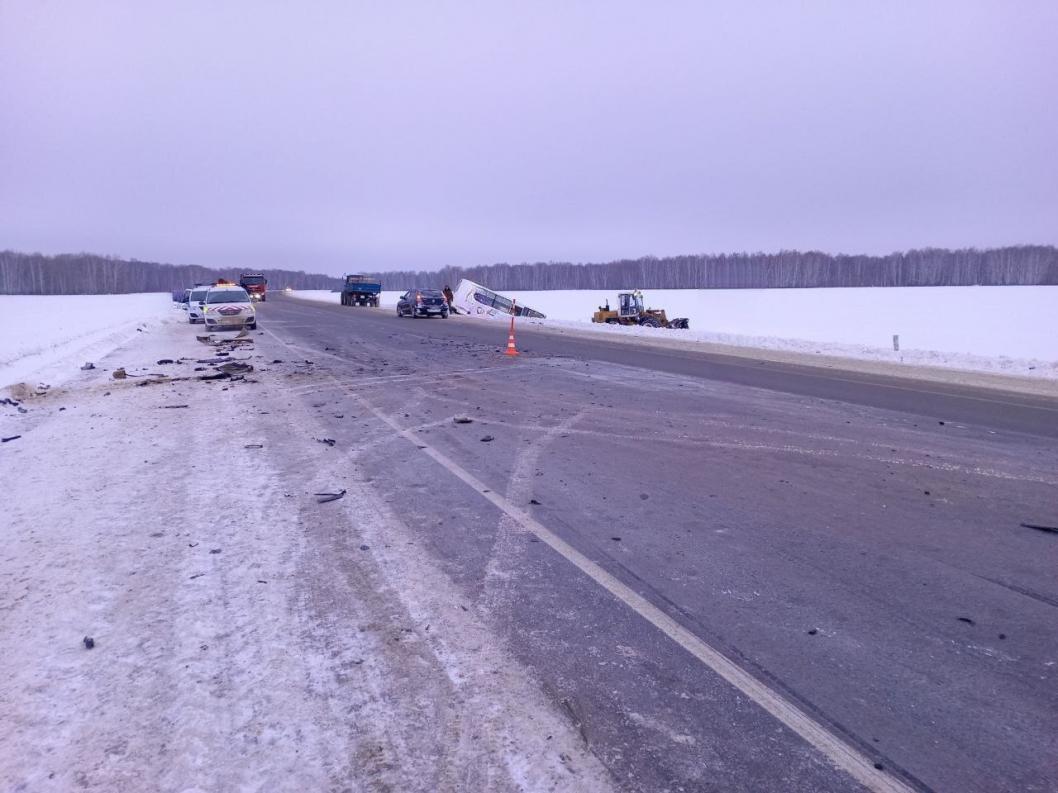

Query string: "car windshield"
[206, 290, 250, 304]
[190, 289, 209, 301]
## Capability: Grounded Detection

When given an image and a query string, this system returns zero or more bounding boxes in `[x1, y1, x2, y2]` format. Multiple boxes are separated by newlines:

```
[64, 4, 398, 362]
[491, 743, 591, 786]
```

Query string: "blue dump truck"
[340, 274, 382, 307]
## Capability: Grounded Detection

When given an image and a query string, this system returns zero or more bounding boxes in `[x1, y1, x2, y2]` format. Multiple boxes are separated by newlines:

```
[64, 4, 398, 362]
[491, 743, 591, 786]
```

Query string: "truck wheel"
[605, 318, 619, 324]
[640, 317, 661, 328]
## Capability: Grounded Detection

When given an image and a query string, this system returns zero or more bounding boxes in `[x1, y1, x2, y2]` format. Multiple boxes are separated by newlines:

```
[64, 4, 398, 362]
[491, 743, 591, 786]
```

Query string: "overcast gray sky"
[2, 2, 1055, 275]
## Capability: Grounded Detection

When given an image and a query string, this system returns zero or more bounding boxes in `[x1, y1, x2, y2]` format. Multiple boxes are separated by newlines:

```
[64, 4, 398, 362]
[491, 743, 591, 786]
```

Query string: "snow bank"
[288, 286, 1058, 379]
[0, 293, 176, 390]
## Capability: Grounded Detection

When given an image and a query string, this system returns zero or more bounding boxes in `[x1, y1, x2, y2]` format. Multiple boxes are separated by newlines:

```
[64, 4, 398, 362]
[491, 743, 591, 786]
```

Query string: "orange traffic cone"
[504, 303, 520, 356]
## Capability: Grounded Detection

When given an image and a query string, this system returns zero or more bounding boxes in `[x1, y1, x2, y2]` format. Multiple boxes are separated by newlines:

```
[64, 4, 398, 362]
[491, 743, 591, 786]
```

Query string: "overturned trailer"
[452, 279, 546, 319]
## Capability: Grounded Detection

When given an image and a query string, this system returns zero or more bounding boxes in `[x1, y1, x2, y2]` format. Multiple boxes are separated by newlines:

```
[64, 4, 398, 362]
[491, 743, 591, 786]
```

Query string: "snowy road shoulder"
[0, 293, 179, 392]
[0, 317, 613, 792]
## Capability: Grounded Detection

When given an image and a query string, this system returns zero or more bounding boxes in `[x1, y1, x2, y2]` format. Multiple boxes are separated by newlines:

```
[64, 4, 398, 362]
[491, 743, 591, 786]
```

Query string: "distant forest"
[1, 245, 1055, 295]
[369, 245, 1058, 291]
[0, 251, 342, 295]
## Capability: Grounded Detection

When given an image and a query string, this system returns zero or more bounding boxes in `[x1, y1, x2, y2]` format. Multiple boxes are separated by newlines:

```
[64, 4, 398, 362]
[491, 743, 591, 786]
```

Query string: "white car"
[202, 285, 257, 331]
[187, 286, 210, 323]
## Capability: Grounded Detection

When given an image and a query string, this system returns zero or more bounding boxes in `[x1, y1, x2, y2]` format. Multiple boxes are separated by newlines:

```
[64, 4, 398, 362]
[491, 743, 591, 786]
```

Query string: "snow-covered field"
[292, 286, 1058, 379]
[0, 293, 177, 390]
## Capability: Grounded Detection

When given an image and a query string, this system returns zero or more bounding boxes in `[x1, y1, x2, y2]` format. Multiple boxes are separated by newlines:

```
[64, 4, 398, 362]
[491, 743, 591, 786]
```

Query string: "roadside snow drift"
[291, 286, 1058, 378]
[0, 293, 175, 390]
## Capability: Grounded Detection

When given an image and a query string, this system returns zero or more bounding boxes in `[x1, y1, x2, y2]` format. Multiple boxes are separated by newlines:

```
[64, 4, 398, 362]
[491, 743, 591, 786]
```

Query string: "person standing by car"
[443, 284, 455, 311]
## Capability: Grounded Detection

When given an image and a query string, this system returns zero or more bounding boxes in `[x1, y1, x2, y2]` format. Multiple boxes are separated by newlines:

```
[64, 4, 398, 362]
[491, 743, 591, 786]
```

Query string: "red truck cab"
[239, 273, 267, 301]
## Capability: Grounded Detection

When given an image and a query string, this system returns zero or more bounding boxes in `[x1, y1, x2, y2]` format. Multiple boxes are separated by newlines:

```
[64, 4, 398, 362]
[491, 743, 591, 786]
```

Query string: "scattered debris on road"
[218, 361, 254, 375]
[80, 362, 95, 370]
[245, 443, 263, 449]
[197, 334, 253, 350]
[480, 435, 494, 442]
[315, 489, 346, 503]
[957, 617, 976, 625]
[530, 498, 541, 505]
[156, 359, 175, 365]
[112, 368, 128, 379]
[2, 435, 21, 443]
[316, 437, 336, 446]
[453, 416, 473, 424]
[82, 636, 95, 650]
[162, 404, 189, 409]
[1020, 522, 1058, 534]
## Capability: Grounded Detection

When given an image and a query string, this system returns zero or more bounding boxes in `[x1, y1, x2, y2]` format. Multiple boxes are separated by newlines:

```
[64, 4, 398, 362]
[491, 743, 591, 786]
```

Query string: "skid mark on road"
[480, 409, 588, 618]
[422, 416, 1056, 486]
[269, 358, 617, 792]
[321, 374, 919, 793]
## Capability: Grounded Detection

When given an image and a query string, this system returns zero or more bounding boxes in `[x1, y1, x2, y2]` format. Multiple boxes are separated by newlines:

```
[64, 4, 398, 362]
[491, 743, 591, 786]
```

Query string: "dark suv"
[397, 289, 449, 318]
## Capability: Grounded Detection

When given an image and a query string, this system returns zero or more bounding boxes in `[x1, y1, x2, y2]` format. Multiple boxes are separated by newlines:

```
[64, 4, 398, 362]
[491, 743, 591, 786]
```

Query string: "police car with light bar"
[202, 282, 257, 330]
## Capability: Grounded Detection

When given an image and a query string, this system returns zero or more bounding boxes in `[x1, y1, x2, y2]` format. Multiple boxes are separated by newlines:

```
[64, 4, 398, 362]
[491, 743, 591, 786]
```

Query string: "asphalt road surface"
[263, 296, 1058, 792]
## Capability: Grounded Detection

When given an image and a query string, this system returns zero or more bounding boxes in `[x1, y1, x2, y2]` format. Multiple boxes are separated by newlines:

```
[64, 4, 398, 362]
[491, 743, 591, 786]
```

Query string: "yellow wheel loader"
[591, 290, 690, 329]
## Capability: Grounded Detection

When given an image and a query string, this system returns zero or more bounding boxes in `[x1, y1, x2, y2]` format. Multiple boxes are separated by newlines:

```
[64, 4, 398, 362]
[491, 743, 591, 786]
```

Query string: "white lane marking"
[281, 366, 518, 395]
[264, 323, 915, 792]
[532, 338, 1058, 413]
[329, 378, 916, 793]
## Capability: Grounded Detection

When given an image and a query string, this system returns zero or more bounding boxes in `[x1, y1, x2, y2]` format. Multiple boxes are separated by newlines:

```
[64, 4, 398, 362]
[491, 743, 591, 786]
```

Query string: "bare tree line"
[369, 246, 1058, 291]
[1, 245, 1055, 295]
[0, 251, 342, 295]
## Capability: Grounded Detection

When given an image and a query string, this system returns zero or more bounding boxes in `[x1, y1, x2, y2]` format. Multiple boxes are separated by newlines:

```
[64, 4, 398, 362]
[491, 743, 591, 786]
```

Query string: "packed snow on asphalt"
[0, 310, 614, 792]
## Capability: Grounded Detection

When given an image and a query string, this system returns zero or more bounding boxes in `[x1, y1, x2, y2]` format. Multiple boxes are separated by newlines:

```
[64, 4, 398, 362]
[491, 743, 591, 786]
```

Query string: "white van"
[187, 286, 210, 323]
